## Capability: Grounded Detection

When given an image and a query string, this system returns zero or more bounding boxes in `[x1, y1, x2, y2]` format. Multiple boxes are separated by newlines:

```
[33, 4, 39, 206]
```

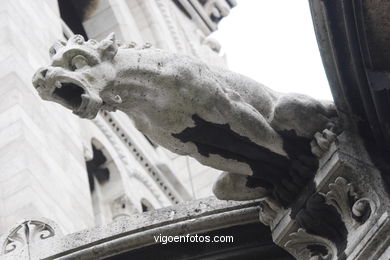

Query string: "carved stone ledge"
[263, 131, 389, 260]
[31, 198, 260, 259]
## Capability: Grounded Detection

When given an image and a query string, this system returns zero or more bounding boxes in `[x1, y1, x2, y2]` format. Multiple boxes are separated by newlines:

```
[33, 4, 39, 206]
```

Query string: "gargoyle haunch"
[32, 33, 338, 205]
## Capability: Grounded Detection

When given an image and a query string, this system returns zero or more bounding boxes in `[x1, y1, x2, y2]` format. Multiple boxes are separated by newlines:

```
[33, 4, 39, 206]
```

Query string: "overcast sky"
[212, 0, 333, 100]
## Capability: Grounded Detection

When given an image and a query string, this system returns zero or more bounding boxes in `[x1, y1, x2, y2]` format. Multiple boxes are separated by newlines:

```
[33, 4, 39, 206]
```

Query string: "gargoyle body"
[32, 34, 337, 205]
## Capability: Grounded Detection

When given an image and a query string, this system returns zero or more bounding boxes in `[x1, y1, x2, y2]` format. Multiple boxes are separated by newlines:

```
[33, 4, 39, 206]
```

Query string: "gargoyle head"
[32, 33, 119, 119]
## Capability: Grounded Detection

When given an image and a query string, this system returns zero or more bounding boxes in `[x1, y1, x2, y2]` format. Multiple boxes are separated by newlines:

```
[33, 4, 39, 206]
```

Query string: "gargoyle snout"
[32, 67, 50, 91]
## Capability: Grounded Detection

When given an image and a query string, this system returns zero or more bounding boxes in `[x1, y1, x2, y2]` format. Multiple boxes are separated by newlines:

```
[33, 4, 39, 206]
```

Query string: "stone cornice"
[4, 198, 260, 259]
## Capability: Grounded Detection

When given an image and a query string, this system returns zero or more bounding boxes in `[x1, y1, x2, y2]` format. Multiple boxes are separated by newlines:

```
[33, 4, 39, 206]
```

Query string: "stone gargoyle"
[32, 33, 338, 206]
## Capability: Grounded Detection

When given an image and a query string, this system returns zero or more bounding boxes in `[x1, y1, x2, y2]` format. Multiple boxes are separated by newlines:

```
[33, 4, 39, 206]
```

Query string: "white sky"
[212, 0, 333, 100]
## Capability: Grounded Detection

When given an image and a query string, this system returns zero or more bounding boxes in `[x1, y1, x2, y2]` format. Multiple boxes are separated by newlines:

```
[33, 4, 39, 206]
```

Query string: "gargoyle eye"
[71, 55, 88, 70]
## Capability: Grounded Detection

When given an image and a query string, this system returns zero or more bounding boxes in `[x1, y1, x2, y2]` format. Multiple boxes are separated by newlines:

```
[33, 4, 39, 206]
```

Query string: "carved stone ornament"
[111, 194, 139, 220]
[285, 228, 337, 260]
[2, 220, 55, 254]
[325, 177, 373, 229]
[32, 33, 339, 207]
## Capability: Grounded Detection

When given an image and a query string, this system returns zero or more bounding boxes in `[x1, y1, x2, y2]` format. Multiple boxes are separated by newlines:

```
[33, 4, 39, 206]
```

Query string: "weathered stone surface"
[0, 197, 261, 259]
[32, 33, 338, 206]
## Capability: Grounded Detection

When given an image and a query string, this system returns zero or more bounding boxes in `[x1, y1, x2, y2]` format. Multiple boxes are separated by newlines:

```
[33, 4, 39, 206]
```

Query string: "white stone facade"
[0, 0, 230, 235]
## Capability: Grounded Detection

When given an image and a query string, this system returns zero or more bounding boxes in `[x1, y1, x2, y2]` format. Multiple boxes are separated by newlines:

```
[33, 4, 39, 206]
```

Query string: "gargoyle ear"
[98, 32, 118, 60]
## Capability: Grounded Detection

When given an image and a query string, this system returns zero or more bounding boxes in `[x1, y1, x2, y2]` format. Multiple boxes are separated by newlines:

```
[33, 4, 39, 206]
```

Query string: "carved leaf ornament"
[285, 228, 337, 260]
[325, 177, 372, 228]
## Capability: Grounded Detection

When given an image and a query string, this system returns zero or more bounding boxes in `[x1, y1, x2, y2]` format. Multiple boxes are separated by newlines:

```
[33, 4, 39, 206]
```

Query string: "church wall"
[0, 0, 94, 234]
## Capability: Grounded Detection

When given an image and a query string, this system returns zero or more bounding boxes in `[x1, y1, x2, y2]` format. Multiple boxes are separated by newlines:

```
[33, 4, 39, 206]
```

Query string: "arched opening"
[86, 139, 138, 225]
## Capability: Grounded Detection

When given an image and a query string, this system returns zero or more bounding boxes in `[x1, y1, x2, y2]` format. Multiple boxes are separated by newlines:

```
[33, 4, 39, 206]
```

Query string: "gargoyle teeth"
[55, 81, 62, 89]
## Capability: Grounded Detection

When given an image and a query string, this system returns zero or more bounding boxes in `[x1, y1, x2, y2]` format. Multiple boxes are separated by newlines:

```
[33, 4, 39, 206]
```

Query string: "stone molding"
[155, 0, 186, 53]
[2, 198, 259, 259]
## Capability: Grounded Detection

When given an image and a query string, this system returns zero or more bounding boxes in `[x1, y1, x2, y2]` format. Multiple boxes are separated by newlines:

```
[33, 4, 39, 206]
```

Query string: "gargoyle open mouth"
[53, 82, 85, 110]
